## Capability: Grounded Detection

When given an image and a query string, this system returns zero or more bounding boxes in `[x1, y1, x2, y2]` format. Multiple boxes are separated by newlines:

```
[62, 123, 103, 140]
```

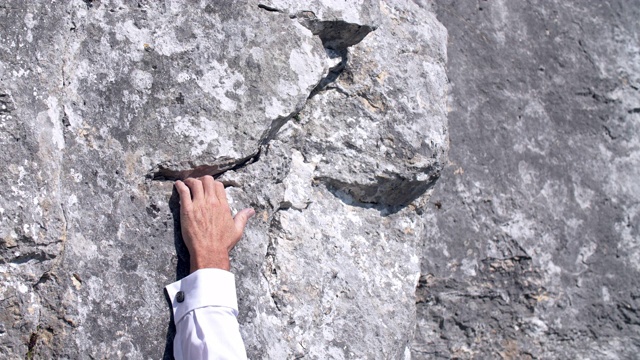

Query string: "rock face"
[412, 1, 640, 359]
[6, 0, 636, 359]
[0, 1, 447, 358]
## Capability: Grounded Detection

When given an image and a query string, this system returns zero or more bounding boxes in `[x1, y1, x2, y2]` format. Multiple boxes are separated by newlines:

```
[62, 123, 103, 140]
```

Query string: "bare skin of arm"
[174, 175, 255, 272]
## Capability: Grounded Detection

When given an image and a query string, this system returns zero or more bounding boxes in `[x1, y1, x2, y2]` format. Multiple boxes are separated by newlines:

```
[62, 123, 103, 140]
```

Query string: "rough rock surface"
[0, 1, 447, 359]
[412, 1, 640, 359]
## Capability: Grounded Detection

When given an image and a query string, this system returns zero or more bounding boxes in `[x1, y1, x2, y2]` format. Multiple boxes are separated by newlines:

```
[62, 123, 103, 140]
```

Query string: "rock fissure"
[263, 235, 282, 312]
[150, 148, 262, 181]
[316, 169, 440, 211]
[293, 12, 377, 51]
[150, 13, 376, 183]
[257, 4, 283, 13]
[48, 203, 69, 273]
[309, 52, 347, 99]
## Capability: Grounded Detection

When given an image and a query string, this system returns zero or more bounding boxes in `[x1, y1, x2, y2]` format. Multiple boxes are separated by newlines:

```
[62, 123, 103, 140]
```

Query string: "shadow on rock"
[162, 187, 191, 360]
[320, 175, 439, 216]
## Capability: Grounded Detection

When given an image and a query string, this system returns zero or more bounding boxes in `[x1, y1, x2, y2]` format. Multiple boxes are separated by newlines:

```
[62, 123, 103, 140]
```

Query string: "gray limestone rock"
[0, 0, 447, 359]
[412, 1, 640, 359]
[4, 0, 639, 359]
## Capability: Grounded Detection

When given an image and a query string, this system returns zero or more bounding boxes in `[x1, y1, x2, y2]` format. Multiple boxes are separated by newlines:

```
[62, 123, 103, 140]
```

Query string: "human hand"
[174, 176, 255, 273]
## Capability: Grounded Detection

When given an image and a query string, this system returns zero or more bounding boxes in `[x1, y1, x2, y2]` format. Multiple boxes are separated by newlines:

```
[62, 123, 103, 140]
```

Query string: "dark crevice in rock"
[257, 4, 283, 13]
[577, 39, 597, 69]
[36, 204, 69, 277]
[149, 102, 295, 181]
[150, 13, 376, 183]
[270, 292, 283, 312]
[317, 170, 440, 215]
[150, 148, 262, 181]
[321, 83, 350, 97]
[575, 88, 616, 104]
[26, 331, 39, 359]
[34, 272, 56, 287]
[257, 14, 378, 139]
[25, 325, 56, 359]
[309, 50, 348, 98]
[294, 12, 376, 98]
[9, 251, 53, 265]
[263, 236, 282, 312]
[61, 108, 71, 128]
[276, 200, 309, 212]
[260, 114, 296, 146]
[603, 125, 619, 140]
[60, 26, 74, 136]
[294, 12, 377, 51]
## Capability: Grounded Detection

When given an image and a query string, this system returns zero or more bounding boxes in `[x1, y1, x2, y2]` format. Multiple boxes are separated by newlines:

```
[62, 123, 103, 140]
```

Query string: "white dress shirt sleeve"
[165, 268, 247, 360]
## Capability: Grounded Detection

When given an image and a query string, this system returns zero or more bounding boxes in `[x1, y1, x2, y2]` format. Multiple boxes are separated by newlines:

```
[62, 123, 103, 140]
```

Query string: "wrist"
[190, 252, 231, 272]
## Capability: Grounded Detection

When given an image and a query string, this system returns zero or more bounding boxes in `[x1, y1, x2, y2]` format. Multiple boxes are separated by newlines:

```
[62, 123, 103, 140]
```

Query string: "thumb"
[234, 208, 256, 234]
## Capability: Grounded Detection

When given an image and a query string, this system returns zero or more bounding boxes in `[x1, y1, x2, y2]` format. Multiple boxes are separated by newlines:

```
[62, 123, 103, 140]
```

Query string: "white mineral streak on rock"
[173, 116, 218, 156]
[269, 0, 376, 25]
[283, 150, 316, 209]
[175, 72, 192, 83]
[34, 96, 65, 155]
[154, 25, 196, 57]
[265, 97, 286, 119]
[116, 20, 151, 61]
[276, 78, 300, 100]
[46, 96, 65, 150]
[574, 183, 595, 210]
[602, 287, 611, 303]
[461, 258, 478, 277]
[18, 283, 28, 294]
[23, 14, 35, 43]
[197, 61, 247, 112]
[130, 69, 153, 91]
[249, 47, 264, 61]
[289, 45, 325, 94]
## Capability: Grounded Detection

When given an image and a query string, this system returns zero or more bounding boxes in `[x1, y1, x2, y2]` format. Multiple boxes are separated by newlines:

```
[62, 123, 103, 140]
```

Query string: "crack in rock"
[294, 11, 376, 97]
[150, 150, 262, 181]
[150, 13, 376, 183]
[318, 170, 440, 211]
[257, 3, 283, 13]
[293, 11, 377, 51]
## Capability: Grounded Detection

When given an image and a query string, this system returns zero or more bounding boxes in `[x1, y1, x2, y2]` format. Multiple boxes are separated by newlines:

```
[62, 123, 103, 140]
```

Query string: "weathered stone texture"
[0, 1, 447, 359]
[413, 1, 640, 359]
[9, 0, 638, 359]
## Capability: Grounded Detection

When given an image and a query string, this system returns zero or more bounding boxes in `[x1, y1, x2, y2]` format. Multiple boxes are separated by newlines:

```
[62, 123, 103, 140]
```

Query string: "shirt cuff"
[165, 268, 238, 324]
